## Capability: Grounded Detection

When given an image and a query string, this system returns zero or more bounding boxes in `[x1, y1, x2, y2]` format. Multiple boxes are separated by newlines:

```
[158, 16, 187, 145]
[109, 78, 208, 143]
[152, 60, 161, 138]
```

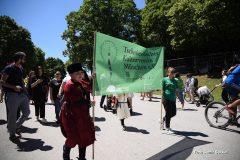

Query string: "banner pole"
[92, 31, 97, 160]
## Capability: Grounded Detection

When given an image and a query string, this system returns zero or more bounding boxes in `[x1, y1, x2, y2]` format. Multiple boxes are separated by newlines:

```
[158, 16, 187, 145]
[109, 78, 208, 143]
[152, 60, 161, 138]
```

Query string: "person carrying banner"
[162, 67, 180, 134]
[60, 63, 95, 160]
[115, 94, 131, 130]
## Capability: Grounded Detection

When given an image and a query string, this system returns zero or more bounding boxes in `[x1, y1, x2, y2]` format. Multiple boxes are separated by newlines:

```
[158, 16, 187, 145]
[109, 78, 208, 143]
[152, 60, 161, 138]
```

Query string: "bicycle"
[205, 100, 240, 128]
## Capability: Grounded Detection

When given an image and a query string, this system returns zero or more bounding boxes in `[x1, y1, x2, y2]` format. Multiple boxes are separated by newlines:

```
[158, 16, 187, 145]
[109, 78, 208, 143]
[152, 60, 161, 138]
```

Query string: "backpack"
[193, 78, 198, 88]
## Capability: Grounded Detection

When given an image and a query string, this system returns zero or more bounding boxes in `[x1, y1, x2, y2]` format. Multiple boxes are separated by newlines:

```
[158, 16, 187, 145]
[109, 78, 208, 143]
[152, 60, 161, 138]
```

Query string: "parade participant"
[100, 95, 106, 108]
[186, 73, 195, 104]
[58, 72, 70, 102]
[162, 67, 179, 134]
[223, 64, 240, 115]
[60, 63, 95, 160]
[115, 94, 130, 130]
[50, 71, 62, 124]
[127, 92, 134, 114]
[26, 70, 35, 104]
[31, 65, 49, 123]
[175, 73, 184, 110]
[0, 52, 30, 143]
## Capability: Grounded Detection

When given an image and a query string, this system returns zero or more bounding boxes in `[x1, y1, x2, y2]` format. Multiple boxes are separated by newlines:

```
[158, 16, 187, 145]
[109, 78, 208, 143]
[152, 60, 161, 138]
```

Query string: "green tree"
[62, 0, 141, 69]
[45, 57, 66, 78]
[141, 0, 176, 58]
[0, 16, 37, 72]
[167, 0, 240, 56]
[167, 0, 198, 55]
[34, 47, 45, 67]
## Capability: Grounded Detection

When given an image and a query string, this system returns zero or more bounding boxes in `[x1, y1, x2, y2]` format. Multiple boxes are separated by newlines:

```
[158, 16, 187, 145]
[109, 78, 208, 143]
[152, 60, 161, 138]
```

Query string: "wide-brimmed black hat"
[67, 63, 82, 74]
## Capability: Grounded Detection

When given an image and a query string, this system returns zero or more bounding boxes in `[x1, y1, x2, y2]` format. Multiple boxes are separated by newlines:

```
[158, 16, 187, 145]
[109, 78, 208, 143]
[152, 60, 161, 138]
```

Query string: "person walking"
[175, 73, 184, 110]
[127, 93, 134, 114]
[60, 63, 95, 160]
[26, 70, 35, 104]
[115, 94, 131, 130]
[162, 67, 179, 134]
[0, 52, 30, 143]
[31, 65, 49, 123]
[50, 71, 62, 124]
[186, 73, 195, 104]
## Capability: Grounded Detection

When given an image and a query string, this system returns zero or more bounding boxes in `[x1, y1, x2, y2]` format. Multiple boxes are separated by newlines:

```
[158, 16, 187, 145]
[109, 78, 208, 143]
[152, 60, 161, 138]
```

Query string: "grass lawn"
[154, 75, 223, 102]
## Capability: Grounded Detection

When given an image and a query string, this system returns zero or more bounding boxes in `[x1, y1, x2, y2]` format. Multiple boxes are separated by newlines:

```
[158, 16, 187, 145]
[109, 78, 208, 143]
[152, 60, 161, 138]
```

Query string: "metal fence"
[165, 51, 240, 76]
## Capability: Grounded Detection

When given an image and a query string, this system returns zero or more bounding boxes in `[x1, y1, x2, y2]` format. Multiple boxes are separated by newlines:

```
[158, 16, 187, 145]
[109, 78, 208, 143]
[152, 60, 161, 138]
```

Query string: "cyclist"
[224, 64, 240, 115]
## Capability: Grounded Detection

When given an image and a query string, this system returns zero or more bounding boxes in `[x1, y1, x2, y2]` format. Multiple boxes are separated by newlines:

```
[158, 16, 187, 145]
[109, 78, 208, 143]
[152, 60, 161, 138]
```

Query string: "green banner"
[94, 32, 164, 95]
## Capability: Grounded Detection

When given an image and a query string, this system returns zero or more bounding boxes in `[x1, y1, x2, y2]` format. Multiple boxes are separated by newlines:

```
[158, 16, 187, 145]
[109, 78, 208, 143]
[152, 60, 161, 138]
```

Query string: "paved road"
[0, 94, 239, 160]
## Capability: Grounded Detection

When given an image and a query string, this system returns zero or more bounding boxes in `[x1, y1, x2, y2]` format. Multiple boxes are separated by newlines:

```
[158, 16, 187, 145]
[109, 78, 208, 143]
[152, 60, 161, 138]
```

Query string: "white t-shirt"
[222, 75, 227, 83]
[63, 75, 71, 83]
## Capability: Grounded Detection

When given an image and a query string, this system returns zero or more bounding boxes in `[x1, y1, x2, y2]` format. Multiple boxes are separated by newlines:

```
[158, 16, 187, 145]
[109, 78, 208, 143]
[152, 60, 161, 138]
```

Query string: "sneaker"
[166, 128, 174, 134]
[9, 135, 20, 143]
[41, 118, 48, 123]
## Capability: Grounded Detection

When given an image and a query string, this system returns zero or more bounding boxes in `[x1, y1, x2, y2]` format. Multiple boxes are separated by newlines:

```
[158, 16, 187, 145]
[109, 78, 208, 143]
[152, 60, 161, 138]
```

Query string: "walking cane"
[160, 94, 164, 130]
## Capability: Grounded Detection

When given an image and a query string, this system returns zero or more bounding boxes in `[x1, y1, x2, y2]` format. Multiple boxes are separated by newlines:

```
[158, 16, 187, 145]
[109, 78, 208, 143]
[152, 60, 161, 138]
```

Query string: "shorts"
[224, 83, 240, 99]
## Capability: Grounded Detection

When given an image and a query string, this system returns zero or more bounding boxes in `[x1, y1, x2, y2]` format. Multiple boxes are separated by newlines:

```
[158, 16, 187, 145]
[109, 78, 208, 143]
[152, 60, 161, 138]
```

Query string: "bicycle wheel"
[205, 101, 230, 128]
[184, 92, 191, 102]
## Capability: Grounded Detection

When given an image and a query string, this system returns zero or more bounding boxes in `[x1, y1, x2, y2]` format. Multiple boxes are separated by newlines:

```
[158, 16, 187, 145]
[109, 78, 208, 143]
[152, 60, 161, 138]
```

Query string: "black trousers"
[34, 99, 46, 118]
[163, 100, 176, 128]
[78, 146, 86, 160]
[100, 95, 106, 107]
[221, 89, 229, 104]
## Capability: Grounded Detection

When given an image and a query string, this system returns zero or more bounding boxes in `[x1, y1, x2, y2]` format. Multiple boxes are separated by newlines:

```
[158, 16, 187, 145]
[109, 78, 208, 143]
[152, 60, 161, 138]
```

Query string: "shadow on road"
[124, 126, 150, 134]
[17, 137, 53, 152]
[149, 100, 160, 102]
[172, 130, 209, 137]
[147, 137, 212, 160]
[39, 121, 59, 127]
[177, 108, 198, 111]
[21, 126, 38, 134]
[131, 111, 143, 116]
[95, 126, 101, 132]
[152, 97, 161, 99]
[95, 117, 106, 122]
[216, 127, 240, 134]
[0, 119, 7, 125]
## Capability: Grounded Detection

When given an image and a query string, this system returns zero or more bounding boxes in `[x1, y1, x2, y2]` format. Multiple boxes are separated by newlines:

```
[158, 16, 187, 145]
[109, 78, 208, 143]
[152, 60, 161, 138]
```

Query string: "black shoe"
[100, 105, 103, 108]
[130, 108, 133, 115]
[9, 135, 20, 143]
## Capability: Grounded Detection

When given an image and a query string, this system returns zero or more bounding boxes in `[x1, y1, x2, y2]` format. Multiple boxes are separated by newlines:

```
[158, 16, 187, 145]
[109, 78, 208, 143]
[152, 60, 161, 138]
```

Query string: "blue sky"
[0, 0, 145, 63]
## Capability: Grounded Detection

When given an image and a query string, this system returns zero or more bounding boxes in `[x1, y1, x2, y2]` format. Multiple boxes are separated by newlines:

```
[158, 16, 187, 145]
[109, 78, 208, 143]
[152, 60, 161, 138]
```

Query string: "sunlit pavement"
[0, 93, 239, 160]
